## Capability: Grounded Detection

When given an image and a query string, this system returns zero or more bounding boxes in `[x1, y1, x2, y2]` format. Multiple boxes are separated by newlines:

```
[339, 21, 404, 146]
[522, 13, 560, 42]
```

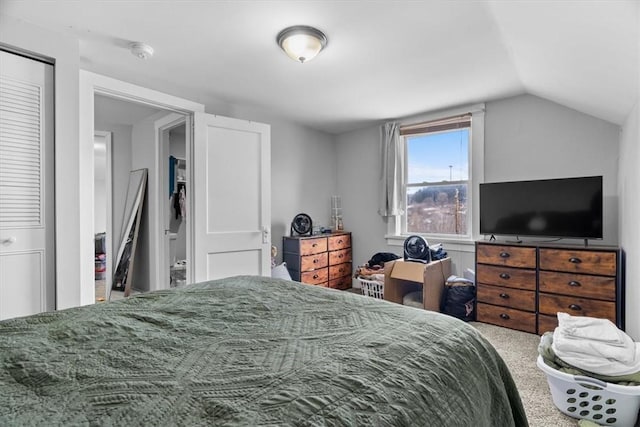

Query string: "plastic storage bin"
[537, 356, 640, 426]
[358, 278, 384, 299]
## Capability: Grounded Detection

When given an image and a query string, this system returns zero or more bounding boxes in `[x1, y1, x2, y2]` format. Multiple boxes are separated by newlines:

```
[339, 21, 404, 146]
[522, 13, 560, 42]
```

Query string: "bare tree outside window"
[405, 127, 470, 236]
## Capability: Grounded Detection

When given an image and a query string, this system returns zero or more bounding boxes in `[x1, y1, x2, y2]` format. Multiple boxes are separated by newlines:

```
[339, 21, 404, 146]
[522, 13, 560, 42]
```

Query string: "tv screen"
[479, 176, 603, 239]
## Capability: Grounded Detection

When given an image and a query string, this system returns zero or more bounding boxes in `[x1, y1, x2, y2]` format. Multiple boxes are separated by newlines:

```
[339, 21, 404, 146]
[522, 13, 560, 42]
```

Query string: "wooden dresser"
[283, 232, 352, 289]
[475, 241, 624, 334]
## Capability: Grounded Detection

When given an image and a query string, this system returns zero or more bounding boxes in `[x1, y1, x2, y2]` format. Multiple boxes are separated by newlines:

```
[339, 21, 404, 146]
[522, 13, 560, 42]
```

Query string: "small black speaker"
[404, 235, 430, 263]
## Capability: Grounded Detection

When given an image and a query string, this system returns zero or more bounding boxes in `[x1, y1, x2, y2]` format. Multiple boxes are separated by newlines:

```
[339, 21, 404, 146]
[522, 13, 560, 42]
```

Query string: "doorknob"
[1, 236, 16, 245]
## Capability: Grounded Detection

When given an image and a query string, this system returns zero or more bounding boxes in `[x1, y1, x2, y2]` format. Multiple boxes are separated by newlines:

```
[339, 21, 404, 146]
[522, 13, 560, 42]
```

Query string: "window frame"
[385, 103, 485, 249]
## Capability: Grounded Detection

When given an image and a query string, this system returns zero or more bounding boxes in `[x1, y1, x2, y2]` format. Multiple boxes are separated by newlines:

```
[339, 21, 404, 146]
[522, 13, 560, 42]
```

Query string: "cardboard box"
[384, 258, 452, 312]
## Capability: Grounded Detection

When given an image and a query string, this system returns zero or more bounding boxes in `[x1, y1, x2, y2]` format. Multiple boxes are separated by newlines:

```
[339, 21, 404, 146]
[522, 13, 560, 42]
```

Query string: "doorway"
[162, 123, 188, 288]
[80, 71, 271, 304]
[93, 94, 190, 298]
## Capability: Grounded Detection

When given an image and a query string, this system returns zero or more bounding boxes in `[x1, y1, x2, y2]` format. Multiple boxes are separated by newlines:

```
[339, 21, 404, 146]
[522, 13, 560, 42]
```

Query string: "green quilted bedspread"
[0, 276, 528, 426]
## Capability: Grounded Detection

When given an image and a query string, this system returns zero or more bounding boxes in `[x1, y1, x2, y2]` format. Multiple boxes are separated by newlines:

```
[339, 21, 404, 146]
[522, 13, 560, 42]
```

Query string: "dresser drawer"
[538, 293, 616, 321]
[299, 237, 328, 255]
[539, 271, 615, 301]
[329, 262, 352, 280]
[539, 249, 616, 276]
[477, 284, 535, 312]
[329, 248, 351, 265]
[329, 276, 352, 290]
[301, 267, 329, 285]
[476, 264, 536, 290]
[476, 303, 537, 334]
[476, 244, 536, 268]
[300, 252, 328, 272]
[328, 234, 351, 251]
[538, 314, 558, 335]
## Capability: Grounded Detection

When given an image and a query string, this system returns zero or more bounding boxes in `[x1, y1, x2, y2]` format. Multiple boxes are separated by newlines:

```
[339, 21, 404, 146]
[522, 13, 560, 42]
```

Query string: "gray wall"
[485, 95, 620, 246]
[618, 100, 639, 340]
[336, 94, 622, 278]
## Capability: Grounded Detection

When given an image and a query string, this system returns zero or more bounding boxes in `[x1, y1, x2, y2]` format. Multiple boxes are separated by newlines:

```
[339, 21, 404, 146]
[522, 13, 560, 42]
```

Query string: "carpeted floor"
[470, 322, 578, 427]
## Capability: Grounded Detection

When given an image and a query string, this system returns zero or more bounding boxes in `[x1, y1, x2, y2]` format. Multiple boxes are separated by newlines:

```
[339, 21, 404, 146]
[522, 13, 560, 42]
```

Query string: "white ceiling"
[2, 1, 638, 134]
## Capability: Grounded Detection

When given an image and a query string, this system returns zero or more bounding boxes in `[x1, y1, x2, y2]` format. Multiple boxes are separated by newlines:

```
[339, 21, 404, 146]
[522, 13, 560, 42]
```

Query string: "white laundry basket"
[537, 356, 640, 426]
[357, 278, 384, 299]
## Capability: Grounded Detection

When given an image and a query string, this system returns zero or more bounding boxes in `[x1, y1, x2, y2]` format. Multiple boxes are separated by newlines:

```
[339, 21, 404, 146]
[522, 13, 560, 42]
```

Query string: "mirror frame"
[110, 168, 148, 299]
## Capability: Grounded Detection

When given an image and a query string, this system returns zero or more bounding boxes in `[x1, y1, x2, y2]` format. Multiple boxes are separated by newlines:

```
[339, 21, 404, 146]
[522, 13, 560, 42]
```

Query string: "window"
[401, 114, 474, 239]
[384, 104, 484, 245]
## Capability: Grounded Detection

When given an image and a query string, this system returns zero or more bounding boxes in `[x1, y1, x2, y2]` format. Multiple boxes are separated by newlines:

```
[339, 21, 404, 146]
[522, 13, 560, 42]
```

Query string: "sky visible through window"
[407, 129, 469, 194]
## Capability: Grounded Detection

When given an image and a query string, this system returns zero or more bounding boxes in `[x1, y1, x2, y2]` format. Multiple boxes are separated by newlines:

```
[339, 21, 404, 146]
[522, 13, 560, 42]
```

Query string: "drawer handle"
[313, 274, 319, 279]
[313, 259, 319, 264]
[569, 257, 582, 264]
[337, 239, 343, 244]
[568, 280, 581, 287]
[499, 313, 510, 320]
[499, 273, 511, 280]
[499, 252, 510, 259]
[312, 243, 318, 247]
[568, 304, 582, 311]
[339, 254, 343, 258]
[499, 293, 509, 299]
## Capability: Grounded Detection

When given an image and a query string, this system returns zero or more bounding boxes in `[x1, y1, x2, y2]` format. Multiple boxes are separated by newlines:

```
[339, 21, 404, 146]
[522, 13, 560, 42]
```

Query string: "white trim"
[94, 131, 112, 301]
[386, 102, 485, 245]
[79, 70, 205, 306]
[399, 103, 485, 126]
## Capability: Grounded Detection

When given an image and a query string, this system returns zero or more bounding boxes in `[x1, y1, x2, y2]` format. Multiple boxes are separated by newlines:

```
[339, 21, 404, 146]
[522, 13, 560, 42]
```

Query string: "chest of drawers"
[476, 244, 538, 333]
[283, 232, 352, 289]
[475, 242, 623, 335]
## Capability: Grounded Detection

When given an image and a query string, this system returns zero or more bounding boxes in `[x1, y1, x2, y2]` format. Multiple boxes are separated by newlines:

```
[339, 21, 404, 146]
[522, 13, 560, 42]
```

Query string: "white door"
[192, 113, 271, 281]
[0, 50, 55, 320]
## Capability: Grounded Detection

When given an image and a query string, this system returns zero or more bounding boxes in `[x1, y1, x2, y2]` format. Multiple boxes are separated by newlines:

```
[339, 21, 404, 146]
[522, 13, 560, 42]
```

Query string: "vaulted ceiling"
[2, 1, 638, 134]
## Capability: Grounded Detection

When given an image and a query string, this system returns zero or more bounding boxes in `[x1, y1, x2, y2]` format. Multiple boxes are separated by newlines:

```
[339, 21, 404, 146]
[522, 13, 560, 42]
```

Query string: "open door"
[192, 113, 271, 281]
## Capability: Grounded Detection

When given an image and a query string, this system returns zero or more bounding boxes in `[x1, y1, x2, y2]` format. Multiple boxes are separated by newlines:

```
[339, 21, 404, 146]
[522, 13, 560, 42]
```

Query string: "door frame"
[156, 115, 191, 290]
[93, 130, 112, 301]
[79, 71, 204, 304]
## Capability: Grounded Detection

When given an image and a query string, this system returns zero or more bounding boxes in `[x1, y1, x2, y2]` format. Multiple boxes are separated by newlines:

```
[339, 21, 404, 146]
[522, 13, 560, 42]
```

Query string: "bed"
[0, 276, 528, 426]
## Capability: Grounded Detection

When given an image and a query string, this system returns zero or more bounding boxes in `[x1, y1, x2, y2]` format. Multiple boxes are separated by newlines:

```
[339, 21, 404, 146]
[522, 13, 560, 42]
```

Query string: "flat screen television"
[479, 176, 603, 239]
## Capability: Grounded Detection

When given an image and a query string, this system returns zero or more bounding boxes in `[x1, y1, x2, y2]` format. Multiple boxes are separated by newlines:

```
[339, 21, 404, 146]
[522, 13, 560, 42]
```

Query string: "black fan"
[404, 235, 430, 263]
[291, 213, 312, 236]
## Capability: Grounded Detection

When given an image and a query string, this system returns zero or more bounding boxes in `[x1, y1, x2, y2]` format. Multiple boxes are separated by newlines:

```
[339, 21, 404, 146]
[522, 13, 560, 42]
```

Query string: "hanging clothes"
[179, 185, 186, 219]
[173, 191, 181, 219]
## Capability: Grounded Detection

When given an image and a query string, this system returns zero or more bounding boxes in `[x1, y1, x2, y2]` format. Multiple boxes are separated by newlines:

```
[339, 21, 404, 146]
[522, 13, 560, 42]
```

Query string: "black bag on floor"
[441, 283, 476, 322]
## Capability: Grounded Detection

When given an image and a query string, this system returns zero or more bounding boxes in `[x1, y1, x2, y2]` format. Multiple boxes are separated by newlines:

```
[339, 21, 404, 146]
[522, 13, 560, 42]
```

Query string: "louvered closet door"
[0, 50, 54, 320]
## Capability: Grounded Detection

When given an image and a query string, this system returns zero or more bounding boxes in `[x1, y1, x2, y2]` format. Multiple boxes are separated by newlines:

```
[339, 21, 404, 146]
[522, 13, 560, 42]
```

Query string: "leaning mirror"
[109, 168, 147, 300]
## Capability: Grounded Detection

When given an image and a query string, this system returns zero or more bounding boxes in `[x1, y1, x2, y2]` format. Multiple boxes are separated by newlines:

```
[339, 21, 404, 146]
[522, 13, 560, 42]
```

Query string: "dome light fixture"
[129, 42, 154, 60]
[277, 25, 327, 63]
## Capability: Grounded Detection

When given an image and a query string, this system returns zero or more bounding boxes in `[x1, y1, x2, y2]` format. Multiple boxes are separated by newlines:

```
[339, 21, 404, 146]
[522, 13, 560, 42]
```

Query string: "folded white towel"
[552, 313, 640, 376]
[557, 312, 631, 347]
[553, 340, 640, 376]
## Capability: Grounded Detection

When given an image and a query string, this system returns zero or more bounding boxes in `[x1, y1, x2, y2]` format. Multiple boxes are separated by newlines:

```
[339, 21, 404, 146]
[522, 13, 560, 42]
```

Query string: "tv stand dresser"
[475, 241, 624, 334]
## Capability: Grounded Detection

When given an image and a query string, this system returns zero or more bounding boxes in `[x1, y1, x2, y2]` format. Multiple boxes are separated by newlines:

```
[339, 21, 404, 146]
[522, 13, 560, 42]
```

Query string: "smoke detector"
[129, 42, 154, 60]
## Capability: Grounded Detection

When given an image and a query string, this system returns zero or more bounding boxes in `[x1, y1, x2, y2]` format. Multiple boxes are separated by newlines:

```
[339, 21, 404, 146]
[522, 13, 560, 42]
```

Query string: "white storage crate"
[357, 278, 384, 299]
[537, 356, 640, 426]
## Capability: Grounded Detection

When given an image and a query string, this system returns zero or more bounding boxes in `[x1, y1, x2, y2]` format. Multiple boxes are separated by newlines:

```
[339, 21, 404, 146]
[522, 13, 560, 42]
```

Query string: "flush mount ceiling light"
[129, 42, 154, 60]
[277, 25, 327, 63]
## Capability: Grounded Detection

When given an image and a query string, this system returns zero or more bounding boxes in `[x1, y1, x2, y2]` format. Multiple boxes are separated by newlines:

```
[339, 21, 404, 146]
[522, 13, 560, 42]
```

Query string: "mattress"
[0, 275, 528, 426]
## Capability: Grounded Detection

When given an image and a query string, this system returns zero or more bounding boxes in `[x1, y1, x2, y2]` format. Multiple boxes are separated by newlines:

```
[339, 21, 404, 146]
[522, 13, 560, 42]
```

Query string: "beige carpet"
[471, 322, 578, 427]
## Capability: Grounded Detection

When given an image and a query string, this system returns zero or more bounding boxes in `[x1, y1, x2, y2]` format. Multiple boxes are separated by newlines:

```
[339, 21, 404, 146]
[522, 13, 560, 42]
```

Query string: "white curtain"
[378, 122, 405, 217]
